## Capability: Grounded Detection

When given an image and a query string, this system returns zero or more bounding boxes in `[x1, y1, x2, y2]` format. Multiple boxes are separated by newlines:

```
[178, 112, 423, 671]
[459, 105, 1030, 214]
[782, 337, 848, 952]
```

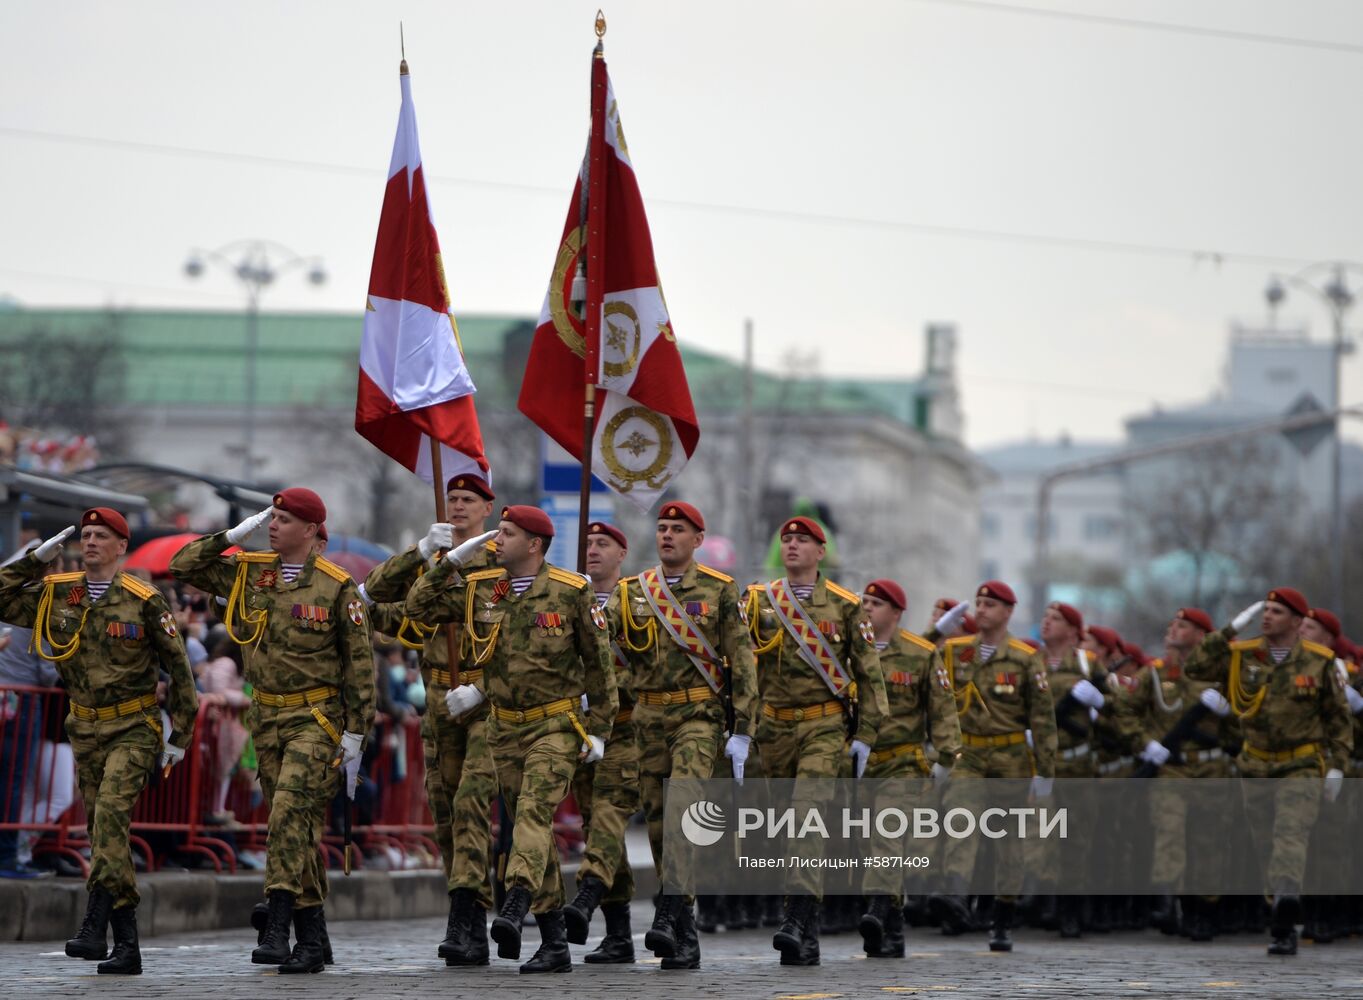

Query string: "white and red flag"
[356, 62, 488, 484]
[517, 52, 698, 509]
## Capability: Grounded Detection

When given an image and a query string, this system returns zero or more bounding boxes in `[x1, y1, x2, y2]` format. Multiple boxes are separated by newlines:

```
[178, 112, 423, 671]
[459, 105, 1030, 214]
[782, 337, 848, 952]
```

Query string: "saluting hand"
[34, 525, 76, 563]
[226, 506, 273, 545]
[1231, 601, 1265, 633]
[936, 600, 972, 636]
[418, 522, 454, 561]
[450, 530, 498, 567]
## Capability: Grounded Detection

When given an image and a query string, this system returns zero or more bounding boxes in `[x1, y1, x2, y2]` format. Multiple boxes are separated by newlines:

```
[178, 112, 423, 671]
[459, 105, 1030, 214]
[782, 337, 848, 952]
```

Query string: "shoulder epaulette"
[825, 580, 860, 604]
[1301, 639, 1335, 659]
[1008, 638, 1039, 656]
[238, 551, 277, 564]
[697, 564, 734, 584]
[484, 539, 497, 551]
[118, 574, 157, 601]
[547, 566, 588, 589]
[465, 567, 506, 583]
[945, 635, 975, 647]
[42, 571, 85, 585]
[620, 575, 638, 586]
[1230, 638, 1262, 652]
[313, 557, 351, 583]
[747, 582, 765, 594]
[899, 629, 937, 653]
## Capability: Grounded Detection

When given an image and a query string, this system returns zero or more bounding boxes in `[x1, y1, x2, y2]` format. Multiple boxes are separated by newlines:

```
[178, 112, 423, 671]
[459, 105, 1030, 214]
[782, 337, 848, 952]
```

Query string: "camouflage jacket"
[942, 632, 1058, 777]
[169, 531, 375, 737]
[1118, 653, 1240, 757]
[403, 557, 617, 742]
[745, 575, 889, 746]
[875, 628, 962, 763]
[1184, 627, 1351, 772]
[612, 561, 757, 737]
[0, 553, 198, 747]
[1043, 647, 1095, 751]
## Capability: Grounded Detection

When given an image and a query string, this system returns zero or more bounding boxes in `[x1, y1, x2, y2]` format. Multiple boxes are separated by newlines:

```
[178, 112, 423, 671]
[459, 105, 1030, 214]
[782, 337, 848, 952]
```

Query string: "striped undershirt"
[792, 584, 815, 602]
[510, 576, 536, 596]
[665, 575, 682, 587]
[979, 643, 998, 662]
[1269, 647, 1291, 664]
[84, 579, 111, 601]
[594, 591, 611, 608]
[280, 563, 304, 584]
[875, 640, 889, 652]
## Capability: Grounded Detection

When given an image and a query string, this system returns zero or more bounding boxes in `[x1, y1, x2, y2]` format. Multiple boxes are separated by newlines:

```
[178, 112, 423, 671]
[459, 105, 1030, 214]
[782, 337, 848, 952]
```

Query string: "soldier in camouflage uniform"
[404, 504, 616, 974]
[932, 580, 1057, 953]
[361, 474, 500, 966]
[855, 579, 960, 959]
[170, 488, 374, 973]
[745, 515, 888, 966]
[1297, 607, 1348, 942]
[0, 509, 197, 975]
[611, 502, 757, 970]
[1183, 587, 1351, 955]
[563, 522, 639, 963]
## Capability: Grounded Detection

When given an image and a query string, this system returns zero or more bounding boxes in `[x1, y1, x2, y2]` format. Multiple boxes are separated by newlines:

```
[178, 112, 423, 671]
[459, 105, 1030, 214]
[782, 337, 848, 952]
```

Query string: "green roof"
[0, 306, 928, 426]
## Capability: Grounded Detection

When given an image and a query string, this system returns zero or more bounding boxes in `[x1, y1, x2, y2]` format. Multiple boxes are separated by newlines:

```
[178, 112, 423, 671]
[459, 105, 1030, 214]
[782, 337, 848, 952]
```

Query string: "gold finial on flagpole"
[400, 22, 408, 76]
[595, 10, 606, 38]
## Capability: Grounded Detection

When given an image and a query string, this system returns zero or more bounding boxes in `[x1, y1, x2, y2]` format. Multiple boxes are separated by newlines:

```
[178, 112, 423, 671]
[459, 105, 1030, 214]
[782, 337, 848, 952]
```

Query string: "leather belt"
[615, 707, 634, 725]
[251, 685, 339, 708]
[961, 730, 1027, 748]
[491, 698, 578, 725]
[762, 699, 843, 722]
[868, 741, 924, 766]
[70, 692, 157, 722]
[638, 686, 716, 707]
[1243, 741, 1319, 763]
[429, 668, 483, 688]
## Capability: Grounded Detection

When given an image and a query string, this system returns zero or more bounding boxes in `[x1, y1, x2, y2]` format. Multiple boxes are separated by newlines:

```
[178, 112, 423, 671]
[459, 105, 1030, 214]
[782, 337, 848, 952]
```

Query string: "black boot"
[447, 902, 490, 966]
[519, 908, 571, 973]
[316, 906, 334, 965]
[1305, 896, 1335, 944]
[732, 894, 758, 930]
[762, 894, 783, 927]
[1150, 894, 1177, 935]
[491, 886, 531, 961]
[439, 888, 473, 961]
[858, 895, 892, 953]
[66, 886, 113, 960]
[279, 906, 326, 974]
[661, 902, 701, 969]
[929, 875, 972, 935]
[251, 890, 294, 965]
[1185, 897, 1213, 942]
[584, 901, 635, 964]
[989, 900, 1015, 952]
[1058, 895, 1082, 939]
[774, 896, 821, 965]
[866, 899, 905, 958]
[695, 894, 721, 933]
[645, 894, 683, 958]
[1268, 893, 1301, 956]
[97, 905, 141, 975]
[564, 876, 607, 945]
[251, 901, 268, 943]
[902, 895, 928, 928]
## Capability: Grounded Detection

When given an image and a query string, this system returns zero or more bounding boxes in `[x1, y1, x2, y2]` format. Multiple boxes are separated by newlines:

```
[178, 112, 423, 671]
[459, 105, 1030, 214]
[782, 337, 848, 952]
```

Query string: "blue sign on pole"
[539, 435, 614, 570]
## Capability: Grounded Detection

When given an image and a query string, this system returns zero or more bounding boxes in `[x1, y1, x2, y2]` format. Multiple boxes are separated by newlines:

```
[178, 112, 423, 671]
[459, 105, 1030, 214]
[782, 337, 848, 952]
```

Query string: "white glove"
[356, 583, 374, 606]
[1029, 775, 1054, 799]
[1346, 686, 1363, 715]
[725, 734, 751, 784]
[1231, 600, 1265, 633]
[580, 693, 590, 714]
[34, 526, 76, 563]
[226, 506, 273, 545]
[160, 743, 185, 775]
[848, 739, 872, 779]
[1199, 688, 1231, 717]
[1071, 678, 1105, 709]
[450, 529, 498, 567]
[931, 762, 951, 786]
[1141, 740, 1171, 766]
[1324, 768, 1344, 803]
[580, 734, 605, 764]
[343, 756, 361, 799]
[417, 522, 454, 561]
[936, 600, 971, 636]
[1025, 729, 1034, 749]
[337, 730, 363, 766]
[444, 684, 485, 717]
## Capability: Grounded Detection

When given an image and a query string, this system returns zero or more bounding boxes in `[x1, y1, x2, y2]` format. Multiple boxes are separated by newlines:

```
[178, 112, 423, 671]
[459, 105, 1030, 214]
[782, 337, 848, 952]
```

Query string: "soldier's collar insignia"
[257, 569, 278, 589]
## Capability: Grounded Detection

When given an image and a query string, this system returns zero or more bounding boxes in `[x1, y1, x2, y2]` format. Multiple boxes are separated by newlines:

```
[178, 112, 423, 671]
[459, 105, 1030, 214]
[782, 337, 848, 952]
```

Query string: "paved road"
[8, 916, 1363, 998]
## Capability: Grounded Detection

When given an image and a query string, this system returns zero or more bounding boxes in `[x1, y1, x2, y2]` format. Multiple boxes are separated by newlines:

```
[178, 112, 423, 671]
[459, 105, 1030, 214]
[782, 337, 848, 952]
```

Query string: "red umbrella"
[324, 550, 379, 581]
[123, 534, 240, 576]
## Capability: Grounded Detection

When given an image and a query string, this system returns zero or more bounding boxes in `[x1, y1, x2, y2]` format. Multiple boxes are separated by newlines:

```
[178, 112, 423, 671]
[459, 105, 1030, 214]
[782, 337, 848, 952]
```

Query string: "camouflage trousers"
[758, 712, 846, 897]
[249, 700, 340, 909]
[1029, 755, 1096, 890]
[862, 743, 932, 900]
[422, 694, 496, 908]
[940, 743, 1035, 898]
[633, 700, 723, 893]
[570, 708, 638, 905]
[67, 711, 161, 909]
[488, 717, 580, 912]
[1239, 758, 1322, 894]
[1149, 759, 1230, 892]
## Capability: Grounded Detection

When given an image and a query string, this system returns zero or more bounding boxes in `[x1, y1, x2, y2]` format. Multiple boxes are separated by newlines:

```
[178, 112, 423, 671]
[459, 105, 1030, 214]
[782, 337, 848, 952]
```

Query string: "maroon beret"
[1122, 640, 1148, 667]
[960, 614, 979, 635]
[934, 597, 958, 612]
[316, 522, 328, 543]
[82, 507, 129, 541]
[977, 580, 1016, 605]
[780, 516, 825, 544]
[1307, 608, 1342, 639]
[1019, 637, 1041, 652]
[1266, 587, 1308, 617]
[501, 505, 554, 539]
[274, 487, 327, 524]
[446, 474, 495, 502]
[1048, 601, 1083, 631]
[1087, 625, 1123, 654]
[1339, 636, 1357, 662]
[587, 522, 627, 550]
[864, 579, 906, 611]
[657, 501, 705, 532]
[1175, 607, 1213, 633]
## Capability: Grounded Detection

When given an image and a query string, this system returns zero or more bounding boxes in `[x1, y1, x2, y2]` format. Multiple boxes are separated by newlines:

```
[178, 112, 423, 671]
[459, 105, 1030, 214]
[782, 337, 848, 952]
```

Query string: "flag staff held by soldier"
[0, 509, 198, 976]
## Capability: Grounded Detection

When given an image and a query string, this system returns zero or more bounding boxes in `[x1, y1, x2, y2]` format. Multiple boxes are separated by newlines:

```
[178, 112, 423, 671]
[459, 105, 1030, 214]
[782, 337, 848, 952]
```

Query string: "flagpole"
[576, 11, 609, 574]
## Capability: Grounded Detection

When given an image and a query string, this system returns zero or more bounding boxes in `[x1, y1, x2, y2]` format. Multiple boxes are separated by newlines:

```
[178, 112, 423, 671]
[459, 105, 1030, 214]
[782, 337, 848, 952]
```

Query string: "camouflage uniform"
[404, 557, 616, 911]
[939, 633, 1057, 895]
[614, 562, 758, 885]
[1185, 630, 1351, 894]
[169, 533, 374, 909]
[364, 543, 497, 908]
[0, 554, 197, 909]
[745, 575, 888, 897]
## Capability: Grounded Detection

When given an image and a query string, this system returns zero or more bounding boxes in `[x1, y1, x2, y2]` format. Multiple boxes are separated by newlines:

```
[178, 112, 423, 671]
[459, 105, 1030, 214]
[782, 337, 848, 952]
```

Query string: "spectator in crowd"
[197, 637, 252, 825]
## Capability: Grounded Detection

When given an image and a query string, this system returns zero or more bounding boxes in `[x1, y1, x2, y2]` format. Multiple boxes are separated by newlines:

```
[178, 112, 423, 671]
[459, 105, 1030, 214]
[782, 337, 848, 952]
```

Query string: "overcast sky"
[3, 0, 1361, 449]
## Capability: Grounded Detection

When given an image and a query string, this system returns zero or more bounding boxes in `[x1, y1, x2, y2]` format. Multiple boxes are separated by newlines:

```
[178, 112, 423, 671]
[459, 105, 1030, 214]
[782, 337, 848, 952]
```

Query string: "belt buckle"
[513, 710, 526, 723]
[793, 708, 805, 721]
[660, 692, 673, 706]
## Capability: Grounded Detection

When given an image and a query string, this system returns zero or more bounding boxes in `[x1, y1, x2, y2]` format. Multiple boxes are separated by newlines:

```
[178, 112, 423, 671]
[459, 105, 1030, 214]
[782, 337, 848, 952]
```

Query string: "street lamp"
[183, 240, 327, 481]
[1263, 262, 1362, 613]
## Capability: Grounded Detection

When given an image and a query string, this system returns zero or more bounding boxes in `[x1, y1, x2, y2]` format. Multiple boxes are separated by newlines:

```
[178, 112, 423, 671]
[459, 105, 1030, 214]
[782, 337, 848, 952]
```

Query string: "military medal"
[590, 605, 607, 630]
[159, 611, 178, 637]
[67, 586, 85, 606]
[936, 665, 951, 691]
[257, 570, 278, 589]
[858, 620, 876, 644]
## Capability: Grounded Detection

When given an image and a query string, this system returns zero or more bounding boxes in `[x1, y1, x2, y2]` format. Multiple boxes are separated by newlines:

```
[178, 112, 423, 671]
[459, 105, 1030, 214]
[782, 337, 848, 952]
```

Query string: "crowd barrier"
[0, 685, 585, 877]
